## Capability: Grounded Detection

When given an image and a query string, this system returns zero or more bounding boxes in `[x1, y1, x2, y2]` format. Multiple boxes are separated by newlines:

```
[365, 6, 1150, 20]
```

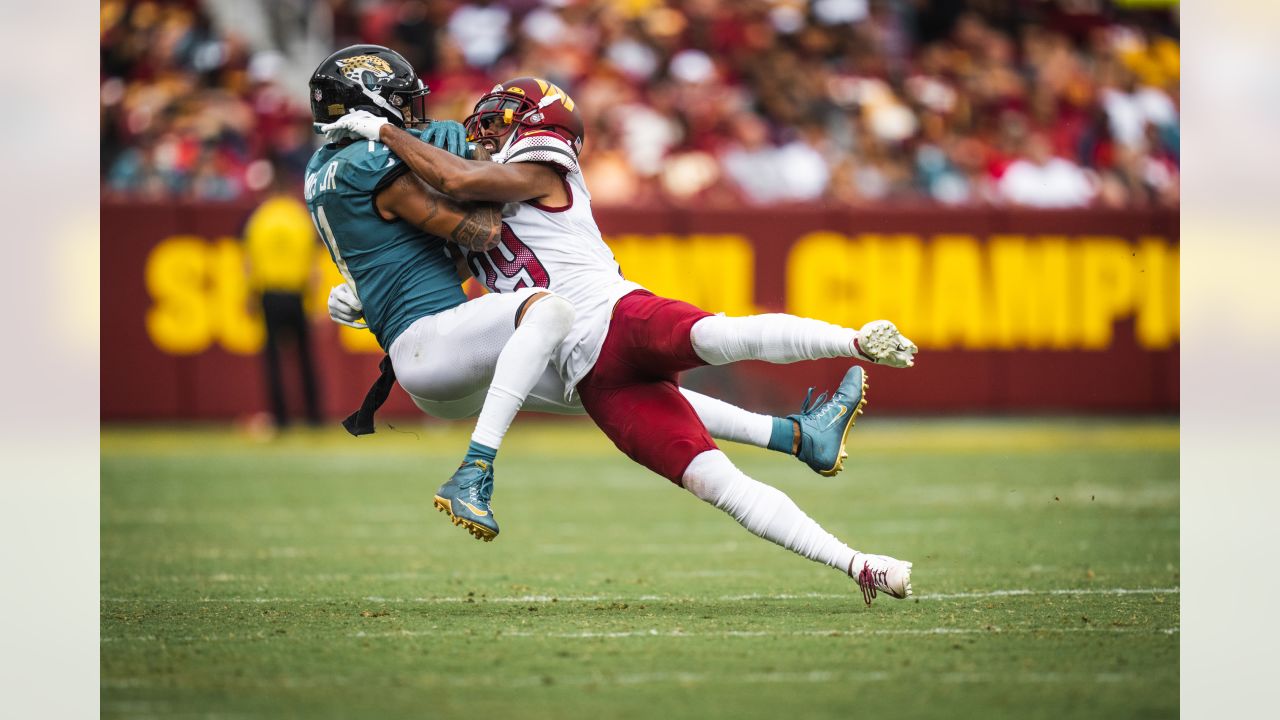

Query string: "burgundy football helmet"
[464, 77, 585, 157]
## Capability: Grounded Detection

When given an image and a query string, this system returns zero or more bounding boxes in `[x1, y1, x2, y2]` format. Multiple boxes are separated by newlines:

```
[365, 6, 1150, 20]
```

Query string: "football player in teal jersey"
[305, 45, 579, 542]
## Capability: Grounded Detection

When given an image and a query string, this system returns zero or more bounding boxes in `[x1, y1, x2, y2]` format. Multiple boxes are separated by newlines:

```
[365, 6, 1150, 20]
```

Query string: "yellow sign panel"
[608, 234, 756, 317]
[143, 232, 1178, 355]
[144, 236, 378, 356]
[787, 232, 1178, 350]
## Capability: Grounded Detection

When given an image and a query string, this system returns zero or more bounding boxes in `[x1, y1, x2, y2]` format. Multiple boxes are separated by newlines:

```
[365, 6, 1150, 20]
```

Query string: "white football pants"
[387, 289, 776, 449]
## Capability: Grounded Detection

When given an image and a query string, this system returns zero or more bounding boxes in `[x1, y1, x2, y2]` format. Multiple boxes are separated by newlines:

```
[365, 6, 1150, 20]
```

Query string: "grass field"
[101, 417, 1178, 719]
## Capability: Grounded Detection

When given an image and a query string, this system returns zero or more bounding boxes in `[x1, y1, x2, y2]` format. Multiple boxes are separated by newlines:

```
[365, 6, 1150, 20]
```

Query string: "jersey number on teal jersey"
[310, 205, 357, 291]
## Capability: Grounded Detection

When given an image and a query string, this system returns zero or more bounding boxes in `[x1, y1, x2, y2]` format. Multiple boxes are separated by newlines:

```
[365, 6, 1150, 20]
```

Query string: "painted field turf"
[102, 418, 1178, 719]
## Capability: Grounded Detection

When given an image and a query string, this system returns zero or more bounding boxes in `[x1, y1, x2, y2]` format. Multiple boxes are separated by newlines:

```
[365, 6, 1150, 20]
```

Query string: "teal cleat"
[788, 365, 869, 477]
[433, 460, 499, 541]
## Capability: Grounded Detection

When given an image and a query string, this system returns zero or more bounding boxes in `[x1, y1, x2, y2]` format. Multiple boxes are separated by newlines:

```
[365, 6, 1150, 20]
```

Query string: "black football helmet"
[308, 44, 429, 128]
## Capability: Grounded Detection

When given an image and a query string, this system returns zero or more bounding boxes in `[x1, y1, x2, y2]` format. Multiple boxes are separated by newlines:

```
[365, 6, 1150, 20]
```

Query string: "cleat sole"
[819, 373, 870, 477]
[433, 495, 498, 542]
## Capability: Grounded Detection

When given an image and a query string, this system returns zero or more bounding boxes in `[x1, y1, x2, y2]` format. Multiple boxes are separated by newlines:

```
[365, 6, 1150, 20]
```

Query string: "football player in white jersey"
[323, 78, 919, 604]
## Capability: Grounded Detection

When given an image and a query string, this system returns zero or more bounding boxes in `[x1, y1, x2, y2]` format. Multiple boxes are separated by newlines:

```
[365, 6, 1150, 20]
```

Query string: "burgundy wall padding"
[102, 201, 1178, 419]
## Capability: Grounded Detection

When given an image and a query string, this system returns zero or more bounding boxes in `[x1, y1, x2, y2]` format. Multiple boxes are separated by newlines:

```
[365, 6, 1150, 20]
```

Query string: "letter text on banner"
[210, 237, 265, 355]
[988, 235, 1074, 350]
[1078, 236, 1135, 350]
[145, 236, 213, 355]
[925, 234, 988, 349]
[1134, 237, 1179, 350]
[857, 234, 925, 344]
[787, 231, 855, 326]
[609, 234, 756, 316]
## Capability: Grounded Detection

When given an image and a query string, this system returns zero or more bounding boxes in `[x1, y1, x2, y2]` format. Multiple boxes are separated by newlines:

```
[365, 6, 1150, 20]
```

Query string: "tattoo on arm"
[417, 194, 440, 230]
[449, 204, 502, 252]
[395, 174, 500, 250]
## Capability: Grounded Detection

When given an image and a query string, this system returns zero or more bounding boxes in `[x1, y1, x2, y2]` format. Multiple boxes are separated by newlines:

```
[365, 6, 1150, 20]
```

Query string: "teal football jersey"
[304, 131, 466, 349]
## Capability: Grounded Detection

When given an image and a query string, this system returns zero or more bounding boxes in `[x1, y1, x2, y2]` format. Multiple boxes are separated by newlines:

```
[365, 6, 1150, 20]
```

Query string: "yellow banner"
[143, 232, 1178, 355]
[787, 232, 1178, 351]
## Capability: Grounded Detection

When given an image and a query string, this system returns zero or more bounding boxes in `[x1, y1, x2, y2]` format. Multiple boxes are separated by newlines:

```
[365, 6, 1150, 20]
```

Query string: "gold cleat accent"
[433, 495, 498, 542]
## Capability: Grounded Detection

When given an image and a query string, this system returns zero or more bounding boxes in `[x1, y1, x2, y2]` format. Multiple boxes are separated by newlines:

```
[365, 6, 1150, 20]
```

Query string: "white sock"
[680, 388, 774, 449]
[682, 450, 856, 572]
[689, 314, 857, 366]
[470, 295, 575, 450]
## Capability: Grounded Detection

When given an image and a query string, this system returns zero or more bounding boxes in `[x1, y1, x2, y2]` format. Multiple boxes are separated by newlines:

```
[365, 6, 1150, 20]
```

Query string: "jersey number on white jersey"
[468, 223, 551, 292]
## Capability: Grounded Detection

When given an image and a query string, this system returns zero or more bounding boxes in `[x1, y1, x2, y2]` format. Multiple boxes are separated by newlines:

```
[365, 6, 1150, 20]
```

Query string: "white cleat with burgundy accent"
[849, 552, 914, 605]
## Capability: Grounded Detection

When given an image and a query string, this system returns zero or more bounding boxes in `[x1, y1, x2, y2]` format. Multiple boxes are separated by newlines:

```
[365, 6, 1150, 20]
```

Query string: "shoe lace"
[797, 387, 830, 415]
[798, 387, 846, 430]
[850, 559, 887, 606]
[464, 462, 495, 506]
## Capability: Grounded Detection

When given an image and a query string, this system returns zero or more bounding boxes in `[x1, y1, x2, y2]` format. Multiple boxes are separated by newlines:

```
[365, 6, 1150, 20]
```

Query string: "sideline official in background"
[244, 170, 323, 428]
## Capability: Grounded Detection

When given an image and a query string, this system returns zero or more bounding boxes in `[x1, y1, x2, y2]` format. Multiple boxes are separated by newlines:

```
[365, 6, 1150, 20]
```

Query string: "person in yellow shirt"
[244, 170, 324, 428]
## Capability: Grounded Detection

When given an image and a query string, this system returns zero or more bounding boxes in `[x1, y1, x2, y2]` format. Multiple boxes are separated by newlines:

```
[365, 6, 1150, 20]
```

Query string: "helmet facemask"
[464, 93, 533, 154]
[462, 78, 587, 161]
[393, 80, 432, 129]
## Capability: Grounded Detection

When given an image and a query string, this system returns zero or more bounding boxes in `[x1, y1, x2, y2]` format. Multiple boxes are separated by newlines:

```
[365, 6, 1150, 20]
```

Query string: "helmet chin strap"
[495, 128, 519, 160]
[357, 85, 404, 124]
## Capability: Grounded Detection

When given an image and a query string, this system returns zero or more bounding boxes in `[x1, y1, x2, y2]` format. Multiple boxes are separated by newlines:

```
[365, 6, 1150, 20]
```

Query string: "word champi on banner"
[142, 231, 1177, 355]
[787, 232, 1178, 351]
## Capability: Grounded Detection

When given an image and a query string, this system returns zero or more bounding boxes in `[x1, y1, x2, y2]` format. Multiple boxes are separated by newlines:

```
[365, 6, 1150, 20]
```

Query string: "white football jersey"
[467, 132, 642, 398]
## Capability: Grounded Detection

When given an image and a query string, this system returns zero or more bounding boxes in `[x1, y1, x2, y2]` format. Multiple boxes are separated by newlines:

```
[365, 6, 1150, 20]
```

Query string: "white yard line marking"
[102, 668, 1148, 690]
[101, 587, 1179, 605]
[913, 587, 1180, 601]
[349, 626, 1178, 640]
[101, 625, 1178, 644]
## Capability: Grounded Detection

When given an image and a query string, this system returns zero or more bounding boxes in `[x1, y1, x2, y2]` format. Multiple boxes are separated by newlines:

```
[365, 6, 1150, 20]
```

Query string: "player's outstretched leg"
[682, 449, 912, 605]
[516, 364, 868, 477]
[434, 292, 575, 541]
[678, 365, 868, 477]
[689, 315, 917, 368]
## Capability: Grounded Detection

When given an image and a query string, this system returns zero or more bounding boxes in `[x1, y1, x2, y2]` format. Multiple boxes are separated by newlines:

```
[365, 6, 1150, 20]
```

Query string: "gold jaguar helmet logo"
[337, 55, 394, 84]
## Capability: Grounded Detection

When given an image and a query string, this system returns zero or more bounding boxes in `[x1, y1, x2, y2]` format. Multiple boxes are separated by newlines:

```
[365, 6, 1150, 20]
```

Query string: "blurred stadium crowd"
[101, 0, 1179, 208]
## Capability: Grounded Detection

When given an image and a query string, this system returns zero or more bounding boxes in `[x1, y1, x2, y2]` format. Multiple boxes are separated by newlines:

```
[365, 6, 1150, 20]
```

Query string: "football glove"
[420, 120, 469, 158]
[854, 320, 918, 368]
[327, 283, 367, 329]
[318, 110, 388, 142]
[313, 121, 361, 144]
